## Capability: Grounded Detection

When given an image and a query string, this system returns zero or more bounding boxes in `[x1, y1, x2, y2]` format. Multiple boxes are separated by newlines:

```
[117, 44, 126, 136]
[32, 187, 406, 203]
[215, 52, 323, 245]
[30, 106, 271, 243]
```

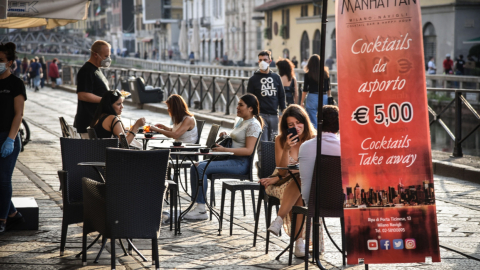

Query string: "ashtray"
[200, 148, 210, 154]
[144, 133, 153, 138]
[173, 141, 182, 147]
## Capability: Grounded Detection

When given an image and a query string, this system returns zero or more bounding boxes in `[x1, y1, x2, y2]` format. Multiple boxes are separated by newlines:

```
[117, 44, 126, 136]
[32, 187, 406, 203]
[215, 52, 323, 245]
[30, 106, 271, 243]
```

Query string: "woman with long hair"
[259, 104, 316, 257]
[185, 93, 264, 220]
[0, 42, 27, 233]
[90, 90, 145, 143]
[150, 94, 198, 144]
[276, 58, 298, 106]
[300, 54, 331, 129]
[38, 56, 47, 88]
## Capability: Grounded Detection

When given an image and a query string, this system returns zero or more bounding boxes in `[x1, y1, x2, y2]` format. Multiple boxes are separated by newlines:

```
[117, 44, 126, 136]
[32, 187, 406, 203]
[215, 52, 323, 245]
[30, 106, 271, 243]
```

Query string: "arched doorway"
[312, 30, 321, 55]
[300, 31, 309, 61]
[331, 29, 336, 58]
[423, 23, 436, 64]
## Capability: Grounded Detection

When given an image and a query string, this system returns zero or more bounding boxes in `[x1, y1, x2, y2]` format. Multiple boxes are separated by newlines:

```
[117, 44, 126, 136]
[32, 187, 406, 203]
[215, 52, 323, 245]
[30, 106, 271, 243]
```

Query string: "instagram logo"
[405, 239, 416, 249]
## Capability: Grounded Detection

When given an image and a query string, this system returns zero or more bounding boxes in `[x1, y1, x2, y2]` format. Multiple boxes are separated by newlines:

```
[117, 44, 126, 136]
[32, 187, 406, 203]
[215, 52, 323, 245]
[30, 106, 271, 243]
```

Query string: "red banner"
[335, 0, 441, 265]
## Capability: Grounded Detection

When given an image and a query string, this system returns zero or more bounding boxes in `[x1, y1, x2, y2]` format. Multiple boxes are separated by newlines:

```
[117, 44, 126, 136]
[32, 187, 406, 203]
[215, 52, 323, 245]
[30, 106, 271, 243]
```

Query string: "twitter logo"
[393, 239, 404, 249]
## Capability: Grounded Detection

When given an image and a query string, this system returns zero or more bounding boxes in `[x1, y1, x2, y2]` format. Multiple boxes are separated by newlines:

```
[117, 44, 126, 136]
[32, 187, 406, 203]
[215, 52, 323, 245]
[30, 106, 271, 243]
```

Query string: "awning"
[0, 0, 89, 29]
[142, 37, 153, 42]
[464, 36, 480, 44]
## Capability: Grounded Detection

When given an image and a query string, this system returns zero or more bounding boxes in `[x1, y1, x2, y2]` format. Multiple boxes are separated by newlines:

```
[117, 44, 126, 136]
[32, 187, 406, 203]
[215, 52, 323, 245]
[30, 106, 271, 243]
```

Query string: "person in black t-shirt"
[0, 42, 27, 234]
[74, 40, 112, 138]
[455, 55, 465, 75]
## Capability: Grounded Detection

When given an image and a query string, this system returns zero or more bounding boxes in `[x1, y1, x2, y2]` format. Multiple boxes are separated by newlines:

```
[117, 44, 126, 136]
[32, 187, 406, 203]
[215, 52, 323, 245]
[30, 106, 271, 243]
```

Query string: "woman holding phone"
[258, 104, 316, 257]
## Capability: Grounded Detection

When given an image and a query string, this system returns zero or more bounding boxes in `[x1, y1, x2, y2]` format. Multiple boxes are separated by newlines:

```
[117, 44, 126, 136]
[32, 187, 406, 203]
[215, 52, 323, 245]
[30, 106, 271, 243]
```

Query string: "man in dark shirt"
[247, 50, 286, 169]
[455, 54, 465, 75]
[74, 40, 111, 138]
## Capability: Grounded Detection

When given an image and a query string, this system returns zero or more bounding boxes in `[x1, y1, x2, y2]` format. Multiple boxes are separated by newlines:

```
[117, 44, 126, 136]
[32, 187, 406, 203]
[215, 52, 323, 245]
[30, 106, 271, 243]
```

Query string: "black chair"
[118, 134, 130, 149]
[165, 179, 179, 234]
[81, 148, 170, 269]
[209, 132, 262, 220]
[86, 127, 98, 139]
[288, 155, 345, 267]
[130, 76, 164, 104]
[252, 141, 281, 253]
[57, 138, 118, 256]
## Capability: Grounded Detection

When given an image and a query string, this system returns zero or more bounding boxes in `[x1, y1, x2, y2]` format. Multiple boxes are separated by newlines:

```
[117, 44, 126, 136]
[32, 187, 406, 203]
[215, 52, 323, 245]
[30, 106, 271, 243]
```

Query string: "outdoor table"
[135, 134, 171, 150]
[170, 151, 234, 235]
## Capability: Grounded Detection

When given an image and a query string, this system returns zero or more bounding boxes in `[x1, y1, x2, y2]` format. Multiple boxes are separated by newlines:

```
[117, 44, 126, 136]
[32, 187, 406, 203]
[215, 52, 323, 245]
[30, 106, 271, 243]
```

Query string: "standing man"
[325, 55, 335, 71]
[443, 54, 454, 74]
[247, 50, 286, 169]
[29, 57, 42, 92]
[74, 40, 111, 139]
[455, 55, 465, 75]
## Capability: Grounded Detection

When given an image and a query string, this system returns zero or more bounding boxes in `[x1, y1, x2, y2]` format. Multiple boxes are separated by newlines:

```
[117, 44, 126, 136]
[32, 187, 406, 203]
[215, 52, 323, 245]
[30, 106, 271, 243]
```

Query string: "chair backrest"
[260, 141, 276, 178]
[205, 124, 220, 147]
[307, 155, 343, 218]
[136, 77, 146, 92]
[105, 148, 170, 238]
[59, 117, 70, 138]
[118, 134, 130, 149]
[86, 127, 98, 139]
[195, 119, 205, 144]
[246, 131, 263, 181]
[59, 138, 119, 203]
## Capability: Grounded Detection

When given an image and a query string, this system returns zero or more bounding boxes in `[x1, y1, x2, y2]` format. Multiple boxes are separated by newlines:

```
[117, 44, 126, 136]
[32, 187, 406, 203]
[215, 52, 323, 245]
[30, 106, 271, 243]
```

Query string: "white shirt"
[301, 60, 308, 69]
[298, 133, 341, 204]
[230, 117, 262, 149]
[428, 61, 436, 74]
[173, 115, 198, 144]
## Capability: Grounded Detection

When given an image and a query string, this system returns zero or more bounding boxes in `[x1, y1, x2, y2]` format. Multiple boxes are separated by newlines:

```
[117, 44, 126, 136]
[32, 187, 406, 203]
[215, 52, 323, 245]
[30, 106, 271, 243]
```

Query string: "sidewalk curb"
[433, 160, 480, 184]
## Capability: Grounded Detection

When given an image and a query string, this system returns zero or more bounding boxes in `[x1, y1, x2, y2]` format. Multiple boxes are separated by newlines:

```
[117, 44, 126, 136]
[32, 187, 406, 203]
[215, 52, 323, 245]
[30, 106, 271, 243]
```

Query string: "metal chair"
[209, 132, 262, 220]
[82, 148, 170, 270]
[288, 155, 346, 267]
[86, 127, 98, 139]
[57, 138, 118, 256]
[252, 141, 281, 253]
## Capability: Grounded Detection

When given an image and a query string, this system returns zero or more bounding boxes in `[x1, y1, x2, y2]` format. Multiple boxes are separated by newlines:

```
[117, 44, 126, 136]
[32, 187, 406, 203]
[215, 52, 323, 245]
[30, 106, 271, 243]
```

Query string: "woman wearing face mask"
[0, 42, 27, 234]
[185, 94, 264, 220]
[259, 105, 316, 258]
[91, 90, 145, 144]
[74, 40, 112, 139]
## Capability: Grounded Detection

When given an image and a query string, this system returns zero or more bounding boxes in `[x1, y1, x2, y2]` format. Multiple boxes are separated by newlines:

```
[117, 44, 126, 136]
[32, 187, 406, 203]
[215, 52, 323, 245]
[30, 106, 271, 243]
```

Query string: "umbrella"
[0, 0, 89, 29]
[178, 20, 188, 60]
[190, 19, 201, 60]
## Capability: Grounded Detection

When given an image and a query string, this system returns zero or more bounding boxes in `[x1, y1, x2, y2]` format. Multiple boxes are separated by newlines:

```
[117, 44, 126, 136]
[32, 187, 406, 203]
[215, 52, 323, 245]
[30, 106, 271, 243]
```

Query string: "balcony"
[201, 17, 211, 28]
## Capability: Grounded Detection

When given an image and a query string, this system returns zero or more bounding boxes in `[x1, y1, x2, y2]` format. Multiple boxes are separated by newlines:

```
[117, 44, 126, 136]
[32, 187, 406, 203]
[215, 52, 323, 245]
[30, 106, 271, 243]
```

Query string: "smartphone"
[287, 127, 299, 142]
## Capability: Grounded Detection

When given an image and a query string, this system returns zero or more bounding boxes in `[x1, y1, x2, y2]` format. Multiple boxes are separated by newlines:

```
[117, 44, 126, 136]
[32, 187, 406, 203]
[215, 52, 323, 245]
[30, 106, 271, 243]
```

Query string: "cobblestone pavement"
[1, 86, 480, 269]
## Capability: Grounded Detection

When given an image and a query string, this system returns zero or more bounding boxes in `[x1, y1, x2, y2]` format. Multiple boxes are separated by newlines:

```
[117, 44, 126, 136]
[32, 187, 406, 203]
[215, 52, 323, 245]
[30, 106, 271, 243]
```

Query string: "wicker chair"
[86, 127, 98, 139]
[288, 155, 345, 266]
[57, 138, 118, 256]
[81, 148, 170, 269]
[209, 132, 262, 220]
[252, 141, 281, 253]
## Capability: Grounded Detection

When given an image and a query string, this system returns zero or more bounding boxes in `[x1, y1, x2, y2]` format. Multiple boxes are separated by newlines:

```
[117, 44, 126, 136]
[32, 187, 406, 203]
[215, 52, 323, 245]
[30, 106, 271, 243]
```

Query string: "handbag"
[56, 77, 62, 85]
[209, 135, 233, 161]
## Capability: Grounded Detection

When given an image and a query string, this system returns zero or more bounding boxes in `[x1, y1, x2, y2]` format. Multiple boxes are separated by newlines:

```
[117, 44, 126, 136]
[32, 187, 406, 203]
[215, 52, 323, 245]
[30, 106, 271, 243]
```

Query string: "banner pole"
[313, 0, 328, 268]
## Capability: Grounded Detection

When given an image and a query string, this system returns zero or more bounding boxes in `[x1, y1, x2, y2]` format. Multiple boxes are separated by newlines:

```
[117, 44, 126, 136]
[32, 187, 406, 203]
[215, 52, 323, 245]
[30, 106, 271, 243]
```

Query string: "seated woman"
[91, 90, 145, 143]
[259, 105, 316, 258]
[185, 94, 264, 220]
[150, 94, 198, 144]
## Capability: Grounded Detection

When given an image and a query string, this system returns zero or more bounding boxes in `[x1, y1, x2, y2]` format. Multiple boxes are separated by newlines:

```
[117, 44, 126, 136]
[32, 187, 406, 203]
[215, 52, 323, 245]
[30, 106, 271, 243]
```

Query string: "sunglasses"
[111, 90, 122, 96]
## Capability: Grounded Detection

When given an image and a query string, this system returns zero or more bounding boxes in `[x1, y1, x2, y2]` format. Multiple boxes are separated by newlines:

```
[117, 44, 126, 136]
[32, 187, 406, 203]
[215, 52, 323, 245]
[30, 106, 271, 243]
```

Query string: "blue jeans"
[33, 75, 40, 88]
[305, 93, 328, 130]
[190, 156, 249, 204]
[0, 132, 20, 220]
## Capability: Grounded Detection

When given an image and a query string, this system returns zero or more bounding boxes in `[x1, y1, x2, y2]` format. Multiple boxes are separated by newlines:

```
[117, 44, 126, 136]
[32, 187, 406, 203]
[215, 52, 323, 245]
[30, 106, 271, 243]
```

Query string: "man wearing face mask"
[74, 40, 111, 138]
[247, 50, 286, 169]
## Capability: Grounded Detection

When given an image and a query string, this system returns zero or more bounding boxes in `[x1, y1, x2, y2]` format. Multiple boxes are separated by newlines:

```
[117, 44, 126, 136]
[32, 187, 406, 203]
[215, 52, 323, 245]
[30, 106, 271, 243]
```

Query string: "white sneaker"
[294, 238, 306, 258]
[267, 216, 283, 236]
[184, 204, 208, 220]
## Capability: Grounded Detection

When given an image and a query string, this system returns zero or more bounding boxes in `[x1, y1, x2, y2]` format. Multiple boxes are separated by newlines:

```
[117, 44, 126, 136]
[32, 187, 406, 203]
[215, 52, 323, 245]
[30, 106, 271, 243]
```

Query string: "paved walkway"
[1, 86, 480, 269]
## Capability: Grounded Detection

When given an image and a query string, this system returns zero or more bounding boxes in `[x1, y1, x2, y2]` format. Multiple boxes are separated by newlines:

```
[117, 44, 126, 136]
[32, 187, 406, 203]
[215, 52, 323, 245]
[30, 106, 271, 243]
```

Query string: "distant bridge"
[0, 30, 92, 53]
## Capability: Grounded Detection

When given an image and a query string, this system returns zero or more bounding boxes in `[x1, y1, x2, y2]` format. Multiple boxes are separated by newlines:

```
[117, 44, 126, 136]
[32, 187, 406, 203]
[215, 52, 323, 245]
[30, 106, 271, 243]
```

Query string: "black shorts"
[50, 77, 57, 81]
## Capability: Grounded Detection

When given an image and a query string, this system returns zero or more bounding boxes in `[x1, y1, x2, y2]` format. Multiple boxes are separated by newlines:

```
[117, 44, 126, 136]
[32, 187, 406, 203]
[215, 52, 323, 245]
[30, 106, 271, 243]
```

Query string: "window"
[265, 11, 273, 39]
[423, 23, 436, 64]
[281, 9, 290, 39]
[301, 5, 308, 17]
[300, 31, 309, 61]
[312, 30, 321, 55]
[313, 4, 322, 16]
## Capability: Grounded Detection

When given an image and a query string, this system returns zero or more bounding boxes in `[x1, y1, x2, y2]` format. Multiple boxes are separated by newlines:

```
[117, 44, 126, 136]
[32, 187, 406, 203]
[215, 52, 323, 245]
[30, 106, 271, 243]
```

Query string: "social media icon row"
[367, 239, 416, 250]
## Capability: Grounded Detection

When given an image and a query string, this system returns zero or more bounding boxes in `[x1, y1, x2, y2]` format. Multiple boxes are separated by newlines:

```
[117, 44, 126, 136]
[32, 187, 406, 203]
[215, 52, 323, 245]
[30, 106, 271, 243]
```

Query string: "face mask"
[259, 60, 269, 71]
[0, 63, 6, 74]
[100, 55, 112, 68]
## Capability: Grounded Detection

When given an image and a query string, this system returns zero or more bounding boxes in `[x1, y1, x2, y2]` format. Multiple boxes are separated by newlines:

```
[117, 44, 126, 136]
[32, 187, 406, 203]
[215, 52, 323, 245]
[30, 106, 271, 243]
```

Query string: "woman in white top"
[150, 94, 198, 144]
[185, 94, 264, 220]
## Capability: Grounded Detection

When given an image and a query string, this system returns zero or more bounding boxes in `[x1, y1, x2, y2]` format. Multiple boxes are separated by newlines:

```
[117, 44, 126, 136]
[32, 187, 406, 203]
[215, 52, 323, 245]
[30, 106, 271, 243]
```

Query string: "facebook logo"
[380, 240, 390, 250]
[393, 239, 404, 250]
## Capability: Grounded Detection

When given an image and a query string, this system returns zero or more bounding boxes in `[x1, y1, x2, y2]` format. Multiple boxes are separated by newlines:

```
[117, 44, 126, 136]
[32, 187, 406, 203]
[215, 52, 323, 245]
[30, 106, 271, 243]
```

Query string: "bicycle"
[19, 119, 31, 152]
